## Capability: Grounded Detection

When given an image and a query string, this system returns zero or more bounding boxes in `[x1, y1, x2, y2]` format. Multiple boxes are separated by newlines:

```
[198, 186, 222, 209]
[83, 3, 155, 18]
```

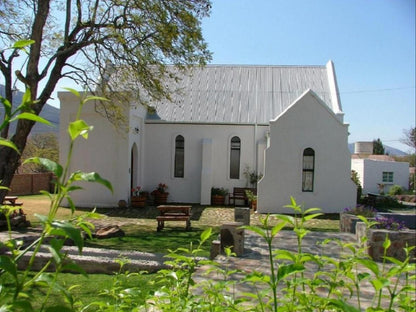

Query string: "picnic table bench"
[3, 196, 23, 207]
[156, 205, 192, 231]
[228, 187, 256, 206]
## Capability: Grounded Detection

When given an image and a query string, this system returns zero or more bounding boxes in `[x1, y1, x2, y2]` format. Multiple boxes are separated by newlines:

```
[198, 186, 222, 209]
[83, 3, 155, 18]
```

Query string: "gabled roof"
[146, 60, 343, 124]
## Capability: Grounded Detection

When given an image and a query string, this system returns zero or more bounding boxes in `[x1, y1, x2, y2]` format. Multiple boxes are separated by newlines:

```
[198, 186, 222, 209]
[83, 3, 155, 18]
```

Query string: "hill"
[0, 85, 59, 135]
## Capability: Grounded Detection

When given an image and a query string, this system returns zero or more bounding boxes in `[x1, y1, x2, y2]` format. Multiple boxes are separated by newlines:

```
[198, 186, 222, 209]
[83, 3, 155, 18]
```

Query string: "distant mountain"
[348, 143, 408, 156]
[0, 85, 59, 135]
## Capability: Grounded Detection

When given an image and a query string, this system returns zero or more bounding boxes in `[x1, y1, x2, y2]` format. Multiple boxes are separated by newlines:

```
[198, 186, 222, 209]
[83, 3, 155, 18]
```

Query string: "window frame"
[174, 135, 185, 178]
[302, 148, 315, 192]
[382, 171, 393, 183]
[229, 136, 241, 180]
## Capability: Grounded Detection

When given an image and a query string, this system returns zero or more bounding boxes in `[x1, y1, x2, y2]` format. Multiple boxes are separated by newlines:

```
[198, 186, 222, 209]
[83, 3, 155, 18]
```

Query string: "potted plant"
[245, 190, 257, 211]
[152, 183, 169, 205]
[131, 186, 147, 208]
[211, 187, 228, 206]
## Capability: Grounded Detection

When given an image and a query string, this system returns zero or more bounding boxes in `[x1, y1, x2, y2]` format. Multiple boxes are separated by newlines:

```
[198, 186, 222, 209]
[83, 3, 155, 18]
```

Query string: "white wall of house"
[143, 122, 268, 204]
[351, 158, 409, 194]
[59, 92, 131, 208]
[258, 90, 356, 213]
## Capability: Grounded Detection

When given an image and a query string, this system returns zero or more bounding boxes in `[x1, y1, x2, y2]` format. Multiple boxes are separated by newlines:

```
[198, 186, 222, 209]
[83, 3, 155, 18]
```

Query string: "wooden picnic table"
[156, 205, 192, 231]
[3, 196, 23, 206]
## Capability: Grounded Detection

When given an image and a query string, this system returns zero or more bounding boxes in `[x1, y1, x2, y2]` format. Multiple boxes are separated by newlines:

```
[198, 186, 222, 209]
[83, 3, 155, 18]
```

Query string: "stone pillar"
[210, 240, 221, 259]
[234, 207, 250, 225]
[220, 222, 244, 256]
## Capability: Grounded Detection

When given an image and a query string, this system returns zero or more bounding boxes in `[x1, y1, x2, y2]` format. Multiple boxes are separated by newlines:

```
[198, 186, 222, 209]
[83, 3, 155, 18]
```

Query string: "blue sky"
[201, 0, 415, 152]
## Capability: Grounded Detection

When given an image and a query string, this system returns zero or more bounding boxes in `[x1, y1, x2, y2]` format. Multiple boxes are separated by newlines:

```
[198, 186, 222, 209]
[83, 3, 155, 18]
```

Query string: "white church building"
[59, 60, 356, 213]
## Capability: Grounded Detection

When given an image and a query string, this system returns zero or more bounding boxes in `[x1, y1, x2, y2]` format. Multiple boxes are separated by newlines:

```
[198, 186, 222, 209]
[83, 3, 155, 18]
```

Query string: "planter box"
[340, 213, 375, 234]
[356, 222, 416, 262]
[131, 196, 146, 208]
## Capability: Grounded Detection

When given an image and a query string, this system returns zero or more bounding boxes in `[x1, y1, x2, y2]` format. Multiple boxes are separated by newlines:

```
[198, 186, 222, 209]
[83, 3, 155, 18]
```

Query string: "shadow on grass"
[81, 204, 209, 221]
[84, 224, 219, 257]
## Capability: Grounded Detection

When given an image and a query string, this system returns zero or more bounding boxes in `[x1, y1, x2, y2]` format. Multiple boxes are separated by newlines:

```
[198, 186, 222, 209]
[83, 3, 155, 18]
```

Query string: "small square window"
[382, 172, 393, 183]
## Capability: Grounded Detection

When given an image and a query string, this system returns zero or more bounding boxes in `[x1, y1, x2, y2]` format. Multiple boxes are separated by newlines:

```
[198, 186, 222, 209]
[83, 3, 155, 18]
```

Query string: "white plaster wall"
[258, 90, 356, 213]
[351, 159, 410, 194]
[59, 92, 130, 207]
[143, 122, 268, 203]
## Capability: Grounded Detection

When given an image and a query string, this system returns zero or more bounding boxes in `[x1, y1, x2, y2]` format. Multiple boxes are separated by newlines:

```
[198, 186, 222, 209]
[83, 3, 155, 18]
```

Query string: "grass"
[85, 224, 220, 257]
[1, 271, 156, 311]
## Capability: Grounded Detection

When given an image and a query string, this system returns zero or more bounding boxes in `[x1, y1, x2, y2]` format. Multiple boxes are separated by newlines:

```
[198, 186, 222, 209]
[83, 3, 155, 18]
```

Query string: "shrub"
[373, 216, 408, 231]
[389, 184, 404, 195]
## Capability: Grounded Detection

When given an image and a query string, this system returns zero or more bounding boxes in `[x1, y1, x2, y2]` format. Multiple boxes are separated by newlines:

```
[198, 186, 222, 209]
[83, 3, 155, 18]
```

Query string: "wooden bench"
[156, 205, 192, 231]
[228, 187, 256, 206]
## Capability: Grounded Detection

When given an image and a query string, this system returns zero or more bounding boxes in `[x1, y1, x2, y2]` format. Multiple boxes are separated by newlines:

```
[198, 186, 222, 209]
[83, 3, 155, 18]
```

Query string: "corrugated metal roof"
[147, 63, 338, 124]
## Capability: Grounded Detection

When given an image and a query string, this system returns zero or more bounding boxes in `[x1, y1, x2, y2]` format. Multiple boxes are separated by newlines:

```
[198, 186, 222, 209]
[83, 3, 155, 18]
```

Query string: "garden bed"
[356, 222, 416, 262]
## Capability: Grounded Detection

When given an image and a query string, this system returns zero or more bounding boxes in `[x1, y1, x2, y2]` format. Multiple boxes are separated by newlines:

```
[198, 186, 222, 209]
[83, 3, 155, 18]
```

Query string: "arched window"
[174, 135, 184, 178]
[302, 148, 315, 192]
[230, 136, 241, 179]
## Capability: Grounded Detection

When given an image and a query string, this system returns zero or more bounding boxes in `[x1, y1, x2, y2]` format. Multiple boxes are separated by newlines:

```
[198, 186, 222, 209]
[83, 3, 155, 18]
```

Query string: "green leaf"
[0, 96, 12, 114]
[68, 120, 93, 140]
[327, 299, 361, 312]
[277, 263, 304, 281]
[62, 87, 80, 98]
[12, 40, 35, 48]
[241, 225, 266, 239]
[356, 258, 379, 275]
[51, 221, 84, 253]
[70, 171, 113, 193]
[0, 138, 19, 153]
[10, 112, 51, 126]
[200, 228, 212, 243]
[0, 255, 17, 278]
[303, 213, 323, 221]
[270, 220, 287, 238]
[371, 277, 390, 291]
[23, 157, 63, 177]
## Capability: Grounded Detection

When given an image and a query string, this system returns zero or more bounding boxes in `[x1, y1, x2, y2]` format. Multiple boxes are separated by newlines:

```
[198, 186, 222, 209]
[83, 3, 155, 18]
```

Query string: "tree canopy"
[0, 0, 212, 197]
[372, 138, 385, 155]
[400, 127, 416, 150]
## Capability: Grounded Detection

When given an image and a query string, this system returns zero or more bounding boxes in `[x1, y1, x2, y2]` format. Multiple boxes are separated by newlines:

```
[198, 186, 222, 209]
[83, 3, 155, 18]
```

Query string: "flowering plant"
[373, 216, 407, 231]
[152, 183, 168, 195]
[343, 205, 377, 217]
[131, 186, 143, 197]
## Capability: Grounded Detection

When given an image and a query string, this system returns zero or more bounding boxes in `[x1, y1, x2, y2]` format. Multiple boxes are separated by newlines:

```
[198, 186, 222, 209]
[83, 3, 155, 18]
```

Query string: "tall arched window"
[174, 135, 184, 178]
[230, 136, 241, 179]
[302, 148, 315, 192]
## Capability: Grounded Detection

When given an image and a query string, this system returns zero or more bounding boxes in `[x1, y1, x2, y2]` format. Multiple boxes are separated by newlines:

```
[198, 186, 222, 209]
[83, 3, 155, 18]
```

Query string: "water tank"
[354, 141, 373, 155]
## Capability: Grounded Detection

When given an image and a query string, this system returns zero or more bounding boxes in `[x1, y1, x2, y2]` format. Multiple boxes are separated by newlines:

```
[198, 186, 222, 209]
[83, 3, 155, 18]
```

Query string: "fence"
[8, 173, 54, 195]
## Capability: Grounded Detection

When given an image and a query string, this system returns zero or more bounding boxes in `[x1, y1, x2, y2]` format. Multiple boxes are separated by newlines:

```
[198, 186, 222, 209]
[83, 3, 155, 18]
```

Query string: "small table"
[156, 205, 192, 231]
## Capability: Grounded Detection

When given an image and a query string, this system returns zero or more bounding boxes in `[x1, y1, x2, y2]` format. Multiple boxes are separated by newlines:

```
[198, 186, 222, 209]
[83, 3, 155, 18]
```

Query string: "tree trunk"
[0, 118, 36, 201]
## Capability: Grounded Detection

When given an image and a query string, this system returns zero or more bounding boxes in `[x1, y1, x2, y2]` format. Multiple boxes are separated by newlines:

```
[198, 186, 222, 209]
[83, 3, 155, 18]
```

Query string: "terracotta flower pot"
[211, 195, 225, 206]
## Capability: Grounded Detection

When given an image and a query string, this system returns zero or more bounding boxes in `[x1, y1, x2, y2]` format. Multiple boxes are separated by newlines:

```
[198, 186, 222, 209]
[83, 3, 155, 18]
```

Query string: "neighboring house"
[351, 142, 410, 194]
[59, 61, 356, 213]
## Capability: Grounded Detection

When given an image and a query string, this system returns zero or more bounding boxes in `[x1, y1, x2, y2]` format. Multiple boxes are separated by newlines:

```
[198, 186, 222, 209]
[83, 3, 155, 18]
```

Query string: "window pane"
[302, 171, 314, 191]
[382, 171, 393, 183]
[174, 135, 184, 178]
[230, 136, 241, 179]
